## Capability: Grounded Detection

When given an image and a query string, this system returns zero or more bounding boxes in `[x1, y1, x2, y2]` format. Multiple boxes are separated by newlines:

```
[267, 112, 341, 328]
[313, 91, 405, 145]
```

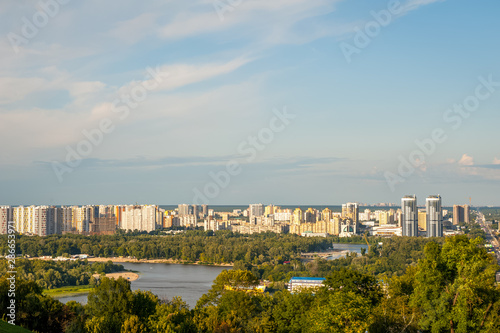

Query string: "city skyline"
[1, 0, 500, 205]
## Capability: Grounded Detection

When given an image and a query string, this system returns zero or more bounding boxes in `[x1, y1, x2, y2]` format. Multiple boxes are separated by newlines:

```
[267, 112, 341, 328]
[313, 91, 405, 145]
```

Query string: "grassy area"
[43, 284, 94, 298]
[0, 320, 33, 333]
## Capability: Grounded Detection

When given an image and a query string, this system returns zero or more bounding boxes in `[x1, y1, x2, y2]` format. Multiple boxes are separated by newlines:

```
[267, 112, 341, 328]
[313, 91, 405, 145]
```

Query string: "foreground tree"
[411, 236, 500, 333]
[86, 277, 135, 333]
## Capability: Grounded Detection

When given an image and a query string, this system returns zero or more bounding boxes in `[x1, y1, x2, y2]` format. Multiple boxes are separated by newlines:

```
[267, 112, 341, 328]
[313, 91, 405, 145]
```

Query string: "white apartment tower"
[401, 195, 418, 237]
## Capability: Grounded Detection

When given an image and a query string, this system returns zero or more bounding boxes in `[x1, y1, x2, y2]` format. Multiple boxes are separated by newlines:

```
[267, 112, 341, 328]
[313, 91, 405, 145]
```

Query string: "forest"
[2, 235, 499, 332]
[0, 259, 124, 289]
[0, 230, 362, 263]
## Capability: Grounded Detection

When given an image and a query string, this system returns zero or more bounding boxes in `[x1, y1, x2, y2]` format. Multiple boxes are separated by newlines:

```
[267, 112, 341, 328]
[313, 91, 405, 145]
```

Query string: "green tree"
[86, 277, 134, 333]
[324, 268, 382, 306]
[411, 236, 499, 333]
[306, 290, 373, 333]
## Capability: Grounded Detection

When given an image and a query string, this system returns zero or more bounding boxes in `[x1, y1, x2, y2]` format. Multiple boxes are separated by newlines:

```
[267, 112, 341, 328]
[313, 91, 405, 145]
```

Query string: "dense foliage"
[0, 259, 123, 289]
[242, 236, 443, 283]
[2, 235, 499, 332]
[0, 230, 344, 263]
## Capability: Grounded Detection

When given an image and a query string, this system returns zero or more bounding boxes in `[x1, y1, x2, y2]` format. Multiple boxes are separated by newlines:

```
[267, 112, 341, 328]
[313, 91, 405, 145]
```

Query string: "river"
[56, 263, 227, 308]
[55, 243, 368, 307]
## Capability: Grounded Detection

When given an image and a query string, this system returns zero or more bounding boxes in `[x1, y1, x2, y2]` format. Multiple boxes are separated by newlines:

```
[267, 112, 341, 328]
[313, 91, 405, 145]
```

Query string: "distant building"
[342, 202, 359, 224]
[453, 205, 470, 225]
[418, 211, 427, 231]
[120, 205, 158, 232]
[371, 225, 402, 237]
[201, 204, 208, 217]
[426, 195, 443, 237]
[292, 208, 303, 225]
[178, 204, 189, 216]
[288, 277, 326, 293]
[379, 211, 394, 225]
[12, 206, 58, 236]
[249, 204, 264, 223]
[339, 219, 356, 237]
[402, 195, 418, 237]
[304, 208, 317, 223]
[0, 206, 13, 235]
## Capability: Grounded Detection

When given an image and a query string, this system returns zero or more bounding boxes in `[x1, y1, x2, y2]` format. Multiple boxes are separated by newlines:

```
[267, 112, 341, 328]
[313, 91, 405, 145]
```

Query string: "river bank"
[44, 271, 140, 298]
[85, 257, 233, 267]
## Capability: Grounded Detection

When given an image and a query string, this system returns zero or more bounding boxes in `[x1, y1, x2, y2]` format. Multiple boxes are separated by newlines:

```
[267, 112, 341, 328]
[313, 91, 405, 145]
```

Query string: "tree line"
[0, 259, 124, 290]
[0, 230, 343, 264]
[1, 235, 499, 332]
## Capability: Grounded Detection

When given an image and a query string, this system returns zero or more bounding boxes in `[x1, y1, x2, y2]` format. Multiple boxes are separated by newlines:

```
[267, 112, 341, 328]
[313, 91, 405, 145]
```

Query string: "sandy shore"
[85, 257, 233, 267]
[92, 271, 139, 281]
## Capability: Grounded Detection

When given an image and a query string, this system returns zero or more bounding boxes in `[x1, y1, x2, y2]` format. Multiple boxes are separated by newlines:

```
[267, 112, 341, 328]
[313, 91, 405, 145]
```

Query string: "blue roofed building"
[288, 277, 326, 293]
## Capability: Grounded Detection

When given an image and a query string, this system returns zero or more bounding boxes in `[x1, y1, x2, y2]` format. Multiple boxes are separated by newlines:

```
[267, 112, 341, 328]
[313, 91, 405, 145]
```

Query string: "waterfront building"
[371, 225, 402, 237]
[288, 277, 325, 293]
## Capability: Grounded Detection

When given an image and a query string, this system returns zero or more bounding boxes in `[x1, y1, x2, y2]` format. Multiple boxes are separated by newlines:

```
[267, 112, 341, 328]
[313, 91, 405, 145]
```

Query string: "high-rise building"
[342, 203, 359, 223]
[0, 206, 13, 234]
[201, 204, 208, 217]
[379, 211, 394, 225]
[12, 206, 58, 236]
[121, 205, 158, 232]
[401, 195, 418, 237]
[453, 205, 470, 225]
[265, 205, 274, 216]
[292, 208, 303, 225]
[426, 195, 442, 237]
[249, 204, 264, 223]
[304, 208, 317, 223]
[322, 208, 332, 222]
[178, 204, 189, 216]
[418, 211, 427, 231]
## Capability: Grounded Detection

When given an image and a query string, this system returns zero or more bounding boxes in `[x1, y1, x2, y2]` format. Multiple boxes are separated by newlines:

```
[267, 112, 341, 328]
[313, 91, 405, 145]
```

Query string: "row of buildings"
[202, 203, 360, 237]
[400, 196, 470, 238]
[0, 199, 472, 237]
[0, 205, 162, 236]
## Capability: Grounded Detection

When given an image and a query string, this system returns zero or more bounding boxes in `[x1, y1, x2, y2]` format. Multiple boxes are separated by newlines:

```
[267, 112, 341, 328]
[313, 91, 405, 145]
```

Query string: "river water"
[56, 263, 227, 308]
[55, 243, 368, 307]
[327, 243, 369, 259]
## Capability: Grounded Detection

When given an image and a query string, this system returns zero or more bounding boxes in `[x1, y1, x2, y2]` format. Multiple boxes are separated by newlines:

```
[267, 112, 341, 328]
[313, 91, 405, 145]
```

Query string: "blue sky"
[1, 0, 499, 206]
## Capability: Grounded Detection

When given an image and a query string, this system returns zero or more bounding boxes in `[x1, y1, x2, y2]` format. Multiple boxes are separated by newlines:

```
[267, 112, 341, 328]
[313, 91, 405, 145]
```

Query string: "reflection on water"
[327, 243, 369, 260]
[56, 263, 227, 308]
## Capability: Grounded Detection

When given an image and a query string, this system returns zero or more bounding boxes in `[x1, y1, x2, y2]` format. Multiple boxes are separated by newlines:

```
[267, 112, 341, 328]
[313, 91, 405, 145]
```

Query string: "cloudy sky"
[1, 0, 499, 206]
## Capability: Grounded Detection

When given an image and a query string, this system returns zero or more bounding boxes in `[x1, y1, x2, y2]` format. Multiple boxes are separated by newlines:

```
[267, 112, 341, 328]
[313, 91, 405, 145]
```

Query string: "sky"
[1, 0, 499, 206]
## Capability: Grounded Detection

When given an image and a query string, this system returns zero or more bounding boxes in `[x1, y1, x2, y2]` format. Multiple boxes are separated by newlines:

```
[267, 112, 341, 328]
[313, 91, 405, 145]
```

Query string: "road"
[476, 211, 500, 263]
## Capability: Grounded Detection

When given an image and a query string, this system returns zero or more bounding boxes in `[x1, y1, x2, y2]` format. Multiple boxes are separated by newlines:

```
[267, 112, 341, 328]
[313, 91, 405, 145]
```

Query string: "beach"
[92, 271, 139, 281]
[85, 257, 233, 267]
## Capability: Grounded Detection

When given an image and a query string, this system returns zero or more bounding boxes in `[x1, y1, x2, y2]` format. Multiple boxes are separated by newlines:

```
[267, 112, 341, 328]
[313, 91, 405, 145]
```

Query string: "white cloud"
[458, 154, 474, 166]
[493, 158, 500, 165]
[400, 0, 445, 14]
[108, 12, 160, 44]
[160, 0, 339, 44]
